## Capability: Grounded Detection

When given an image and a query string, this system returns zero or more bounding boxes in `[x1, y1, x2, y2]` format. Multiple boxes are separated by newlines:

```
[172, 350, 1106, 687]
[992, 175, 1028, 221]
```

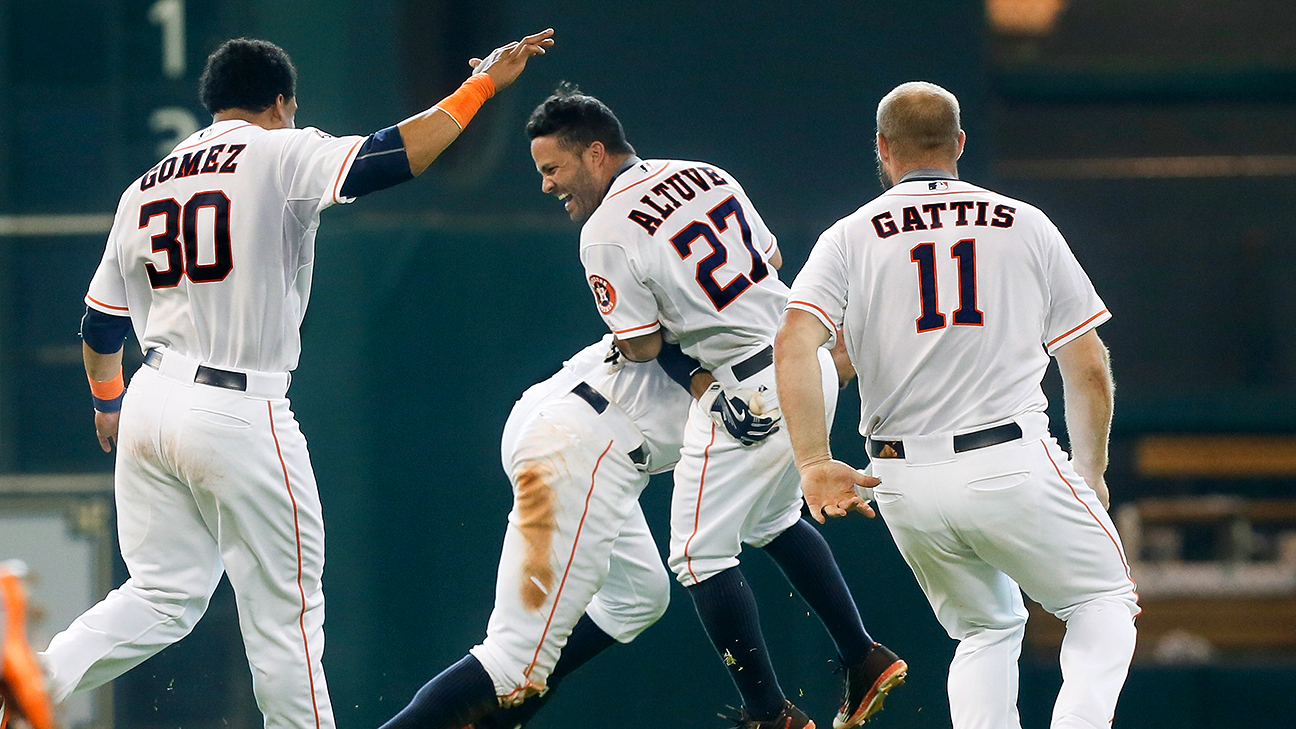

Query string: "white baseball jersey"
[503, 335, 695, 475]
[85, 120, 367, 373]
[579, 159, 786, 372]
[787, 177, 1110, 438]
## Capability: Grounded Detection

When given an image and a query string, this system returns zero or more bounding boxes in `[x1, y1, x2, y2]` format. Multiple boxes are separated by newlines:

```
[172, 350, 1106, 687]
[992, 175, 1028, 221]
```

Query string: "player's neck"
[213, 108, 290, 130]
[891, 161, 958, 183]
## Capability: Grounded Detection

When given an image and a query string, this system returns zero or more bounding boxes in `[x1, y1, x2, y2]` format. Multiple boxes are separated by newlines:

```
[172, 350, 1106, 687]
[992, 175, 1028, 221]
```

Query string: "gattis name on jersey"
[589, 275, 617, 314]
[872, 201, 1015, 238]
[141, 144, 246, 191]
[626, 166, 730, 235]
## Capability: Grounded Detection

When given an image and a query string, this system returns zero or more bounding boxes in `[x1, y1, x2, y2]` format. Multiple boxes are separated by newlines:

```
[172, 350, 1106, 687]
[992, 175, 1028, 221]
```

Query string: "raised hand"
[468, 28, 556, 91]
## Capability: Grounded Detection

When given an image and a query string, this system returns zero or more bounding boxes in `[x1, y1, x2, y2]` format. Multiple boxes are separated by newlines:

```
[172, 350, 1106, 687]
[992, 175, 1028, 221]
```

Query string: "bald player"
[42, 32, 552, 728]
[776, 81, 1138, 729]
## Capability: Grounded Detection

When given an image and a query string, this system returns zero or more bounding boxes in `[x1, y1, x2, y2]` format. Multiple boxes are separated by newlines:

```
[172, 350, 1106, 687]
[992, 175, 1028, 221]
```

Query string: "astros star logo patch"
[589, 275, 617, 314]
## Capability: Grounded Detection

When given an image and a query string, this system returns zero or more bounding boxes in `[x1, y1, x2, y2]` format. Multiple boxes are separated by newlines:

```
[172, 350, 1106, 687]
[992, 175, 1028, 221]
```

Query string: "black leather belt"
[868, 422, 1023, 459]
[143, 349, 248, 392]
[570, 381, 648, 466]
[731, 344, 774, 382]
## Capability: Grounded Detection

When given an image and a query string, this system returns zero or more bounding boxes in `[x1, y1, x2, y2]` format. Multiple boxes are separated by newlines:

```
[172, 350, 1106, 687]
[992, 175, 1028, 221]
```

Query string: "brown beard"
[876, 152, 895, 190]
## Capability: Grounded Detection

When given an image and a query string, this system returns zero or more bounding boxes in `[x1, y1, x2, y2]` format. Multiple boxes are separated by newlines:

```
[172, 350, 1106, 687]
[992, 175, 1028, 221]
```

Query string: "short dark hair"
[198, 38, 297, 115]
[525, 82, 635, 156]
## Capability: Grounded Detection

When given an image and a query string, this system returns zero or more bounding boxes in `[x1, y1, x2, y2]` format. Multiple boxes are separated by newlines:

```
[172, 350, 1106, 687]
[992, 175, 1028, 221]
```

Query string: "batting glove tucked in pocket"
[698, 382, 782, 446]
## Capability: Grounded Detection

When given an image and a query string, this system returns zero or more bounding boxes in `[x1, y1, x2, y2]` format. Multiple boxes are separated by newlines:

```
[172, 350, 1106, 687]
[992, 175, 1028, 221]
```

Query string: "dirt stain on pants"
[514, 462, 557, 611]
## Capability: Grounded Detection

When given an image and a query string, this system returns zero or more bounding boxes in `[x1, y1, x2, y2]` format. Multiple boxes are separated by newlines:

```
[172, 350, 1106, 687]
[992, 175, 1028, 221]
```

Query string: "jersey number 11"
[910, 238, 983, 333]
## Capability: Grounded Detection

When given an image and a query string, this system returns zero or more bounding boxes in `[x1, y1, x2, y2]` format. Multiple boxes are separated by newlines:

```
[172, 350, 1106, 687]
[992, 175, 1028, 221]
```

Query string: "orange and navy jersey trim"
[612, 320, 660, 337]
[606, 162, 671, 201]
[171, 122, 255, 154]
[331, 139, 366, 204]
[1047, 309, 1109, 349]
[86, 295, 129, 313]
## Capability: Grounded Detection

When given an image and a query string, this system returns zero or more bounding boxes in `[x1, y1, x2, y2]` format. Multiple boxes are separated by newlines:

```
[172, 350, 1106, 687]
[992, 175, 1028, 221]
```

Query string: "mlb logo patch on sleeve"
[589, 275, 617, 314]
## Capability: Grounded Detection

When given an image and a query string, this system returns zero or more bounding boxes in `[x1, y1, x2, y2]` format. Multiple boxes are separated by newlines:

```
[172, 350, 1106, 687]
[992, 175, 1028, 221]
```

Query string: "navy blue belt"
[143, 349, 247, 391]
[731, 345, 774, 382]
[571, 381, 648, 467]
[868, 422, 1023, 459]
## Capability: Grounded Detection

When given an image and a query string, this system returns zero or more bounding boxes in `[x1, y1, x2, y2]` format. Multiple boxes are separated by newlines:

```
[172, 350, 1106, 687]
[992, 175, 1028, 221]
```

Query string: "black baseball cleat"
[834, 643, 907, 729]
[726, 701, 815, 729]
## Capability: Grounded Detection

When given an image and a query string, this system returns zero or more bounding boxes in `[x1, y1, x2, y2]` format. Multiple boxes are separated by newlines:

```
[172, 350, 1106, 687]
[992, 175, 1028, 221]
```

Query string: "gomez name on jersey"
[140, 143, 246, 191]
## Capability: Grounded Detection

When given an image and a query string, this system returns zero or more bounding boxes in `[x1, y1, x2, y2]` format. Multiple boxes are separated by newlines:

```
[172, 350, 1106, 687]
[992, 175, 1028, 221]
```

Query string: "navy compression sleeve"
[655, 340, 703, 393]
[339, 125, 414, 198]
[81, 307, 131, 354]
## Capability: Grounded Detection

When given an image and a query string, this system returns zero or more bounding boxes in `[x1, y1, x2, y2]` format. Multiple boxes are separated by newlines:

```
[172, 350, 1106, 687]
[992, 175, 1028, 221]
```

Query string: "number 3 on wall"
[140, 192, 234, 289]
[910, 238, 983, 333]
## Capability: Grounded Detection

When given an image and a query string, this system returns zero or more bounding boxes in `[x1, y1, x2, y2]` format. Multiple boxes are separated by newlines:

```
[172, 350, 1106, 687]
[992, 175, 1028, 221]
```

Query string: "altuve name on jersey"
[871, 201, 1016, 238]
[626, 166, 730, 235]
[140, 144, 246, 191]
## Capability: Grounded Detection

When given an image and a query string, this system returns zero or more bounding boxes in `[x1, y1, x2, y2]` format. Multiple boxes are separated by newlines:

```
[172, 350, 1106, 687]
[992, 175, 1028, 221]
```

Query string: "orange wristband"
[88, 370, 125, 400]
[434, 74, 497, 130]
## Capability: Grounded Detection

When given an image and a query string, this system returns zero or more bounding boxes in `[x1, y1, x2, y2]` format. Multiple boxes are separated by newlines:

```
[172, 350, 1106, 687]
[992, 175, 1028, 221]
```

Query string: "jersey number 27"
[140, 191, 234, 289]
[669, 196, 769, 311]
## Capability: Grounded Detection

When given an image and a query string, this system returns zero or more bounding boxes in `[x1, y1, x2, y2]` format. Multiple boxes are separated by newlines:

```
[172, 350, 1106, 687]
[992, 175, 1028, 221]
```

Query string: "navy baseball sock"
[761, 518, 873, 664]
[686, 566, 787, 720]
[379, 654, 497, 729]
[476, 613, 617, 729]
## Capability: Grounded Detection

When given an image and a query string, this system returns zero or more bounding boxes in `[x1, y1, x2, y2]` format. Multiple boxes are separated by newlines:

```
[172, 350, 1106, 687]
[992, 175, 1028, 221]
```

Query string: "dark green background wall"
[3, 1, 1295, 727]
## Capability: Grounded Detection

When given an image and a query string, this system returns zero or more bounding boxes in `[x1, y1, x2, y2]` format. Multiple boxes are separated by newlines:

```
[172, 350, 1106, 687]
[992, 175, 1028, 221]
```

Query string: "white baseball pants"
[41, 352, 332, 729]
[668, 347, 838, 586]
[470, 393, 669, 706]
[868, 414, 1139, 729]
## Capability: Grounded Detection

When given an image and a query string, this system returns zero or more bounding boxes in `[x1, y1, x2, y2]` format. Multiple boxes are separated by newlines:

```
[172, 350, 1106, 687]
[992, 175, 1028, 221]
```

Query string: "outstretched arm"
[774, 309, 878, 523]
[1054, 329, 1114, 507]
[399, 28, 555, 177]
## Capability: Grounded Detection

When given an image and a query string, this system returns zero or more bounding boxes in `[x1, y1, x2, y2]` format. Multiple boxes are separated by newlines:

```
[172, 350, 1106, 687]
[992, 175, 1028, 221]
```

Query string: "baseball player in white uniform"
[776, 81, 1139, 729]
[380, 336, 712, 729]
[525, 85, 907, 729]
[40, 32, 554, 728]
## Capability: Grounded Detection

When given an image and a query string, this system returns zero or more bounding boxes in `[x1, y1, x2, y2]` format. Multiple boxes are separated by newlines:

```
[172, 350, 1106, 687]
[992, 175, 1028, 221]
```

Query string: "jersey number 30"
[140, 191, 234, 289]
[910, 238, 983, 333]
[669, 196, 768, 310]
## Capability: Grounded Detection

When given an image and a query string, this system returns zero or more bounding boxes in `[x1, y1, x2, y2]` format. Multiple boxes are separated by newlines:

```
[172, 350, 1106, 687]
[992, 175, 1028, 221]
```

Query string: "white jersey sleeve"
[1040, 221, 1111, 353]
[580, 242, 662, 339]
[85, 191, 133, 315]
[786, 221, 849, 346]
[278, 127, 366, 218]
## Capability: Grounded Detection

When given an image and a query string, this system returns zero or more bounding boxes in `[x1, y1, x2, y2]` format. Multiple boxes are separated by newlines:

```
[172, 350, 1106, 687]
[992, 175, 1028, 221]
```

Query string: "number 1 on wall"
[148, 0, 186, 79]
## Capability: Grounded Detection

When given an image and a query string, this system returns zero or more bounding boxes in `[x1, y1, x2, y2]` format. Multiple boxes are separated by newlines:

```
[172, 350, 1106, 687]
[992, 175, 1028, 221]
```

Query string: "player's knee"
[644, 565, 671, 623]
[122, 582, 212, 634]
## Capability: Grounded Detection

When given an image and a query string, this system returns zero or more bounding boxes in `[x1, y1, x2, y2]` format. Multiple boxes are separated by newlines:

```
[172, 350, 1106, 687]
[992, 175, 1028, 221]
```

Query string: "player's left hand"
[468, 28, 556, 91]
[698, 383, 781, 446]
[801, 459, 879, 523]
[94, 410, 120, 453]
[1084, 473, 1110, 509]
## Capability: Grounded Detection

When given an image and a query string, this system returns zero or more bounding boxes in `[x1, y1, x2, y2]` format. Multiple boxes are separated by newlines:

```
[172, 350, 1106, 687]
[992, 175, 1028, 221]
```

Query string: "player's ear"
[955, 130, 966, 160]
[584, 140, 606, 168]
[875, 133, 890, 163]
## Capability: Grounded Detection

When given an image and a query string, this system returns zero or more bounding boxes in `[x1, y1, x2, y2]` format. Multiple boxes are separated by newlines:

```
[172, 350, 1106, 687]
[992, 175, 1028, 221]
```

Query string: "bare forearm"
[1057, 333, 1113, 480]
[397, 109, 464, 177]
[775, 310, 833, 470]
[83, 342, 123, 381]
